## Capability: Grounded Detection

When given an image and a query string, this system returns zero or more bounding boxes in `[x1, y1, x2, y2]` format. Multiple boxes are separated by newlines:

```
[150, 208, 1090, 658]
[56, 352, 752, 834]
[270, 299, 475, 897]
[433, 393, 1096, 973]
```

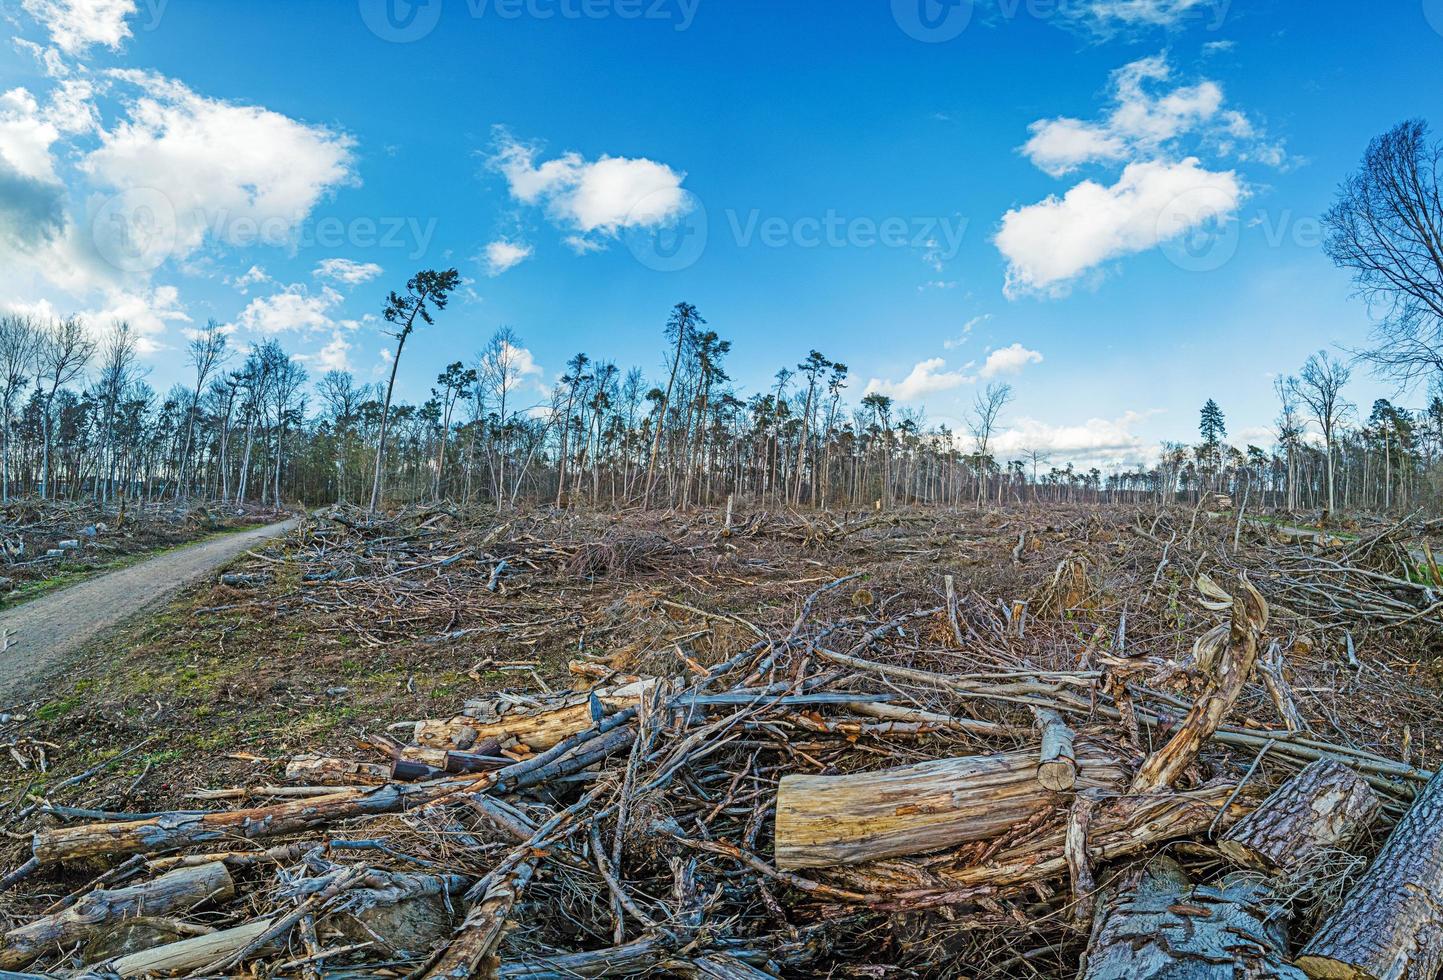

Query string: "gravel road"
[0, 517, 299, 702]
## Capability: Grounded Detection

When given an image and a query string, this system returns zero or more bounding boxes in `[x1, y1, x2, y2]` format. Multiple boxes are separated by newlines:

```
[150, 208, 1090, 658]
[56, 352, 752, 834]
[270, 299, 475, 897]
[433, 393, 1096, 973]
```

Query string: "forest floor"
[1, 501, 1441, 977]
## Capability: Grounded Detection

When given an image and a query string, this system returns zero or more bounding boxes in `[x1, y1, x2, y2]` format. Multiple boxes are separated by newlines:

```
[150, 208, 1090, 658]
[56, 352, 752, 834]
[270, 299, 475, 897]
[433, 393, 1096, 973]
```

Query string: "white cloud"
[301, 331, 354, 372]
[79, 283, 189, 351]
[235, 284, 343, 336]
[865, 358, 971, 402]
[996, 157, 1242, 296]
[231, 264, 270, 291]
[483, 239, 532, 276]
[492, 132, 690, 247]
[21, 0, 137, 55]
[944, 313, 992, 349]
[1022, 55, 1228, 176]
[314, 258, 382, 286]
[0, 88, 63, 182]
[82, 71, 356, 261]
[978, 343, 1043, 378]
[1064, 0, 1221, 33]
[992, 410, 1156, 465]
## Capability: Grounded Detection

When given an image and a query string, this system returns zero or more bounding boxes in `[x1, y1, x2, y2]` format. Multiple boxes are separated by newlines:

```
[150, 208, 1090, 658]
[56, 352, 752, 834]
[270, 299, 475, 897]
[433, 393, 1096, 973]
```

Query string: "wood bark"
[1032, 707, 1077, 791]
[93, 917, 279, 978]
[284, 754, 391, 785]
[415, 681, 652, 752]
[1, 862, 234, 969]
[1130, 575, 1268, 793]
[1257, 639, 1308, 733]
[422, 857, 536, 979]
[1080, 857, 1306, 979]
[1219, 758, 1379, 874]
[1296, 769, 1443, 980]
[774, 738, 1127, 869]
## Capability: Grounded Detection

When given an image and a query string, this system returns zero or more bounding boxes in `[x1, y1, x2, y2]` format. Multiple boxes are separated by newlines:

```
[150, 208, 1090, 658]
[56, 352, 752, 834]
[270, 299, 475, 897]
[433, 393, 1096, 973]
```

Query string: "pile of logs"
[3, 542, 1441, 976]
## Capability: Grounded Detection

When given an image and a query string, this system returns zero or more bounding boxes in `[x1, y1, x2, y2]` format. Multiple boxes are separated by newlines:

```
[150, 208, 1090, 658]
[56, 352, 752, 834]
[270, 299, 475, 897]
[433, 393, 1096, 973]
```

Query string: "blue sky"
[2, 0, 1441, 466]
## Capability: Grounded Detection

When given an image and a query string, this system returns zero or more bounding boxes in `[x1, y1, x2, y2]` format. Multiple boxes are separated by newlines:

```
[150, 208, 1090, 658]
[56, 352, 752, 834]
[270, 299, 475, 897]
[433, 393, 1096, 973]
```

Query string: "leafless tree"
[1324, 120, 1443, 386]
[0, 315, 41, 502]
[969, 382, 1013, 505]
[176, 320, 229, 500]
[94, 321, 141, 503]
[1291, 351, 1353, 514]
[35, 316, 95, 499]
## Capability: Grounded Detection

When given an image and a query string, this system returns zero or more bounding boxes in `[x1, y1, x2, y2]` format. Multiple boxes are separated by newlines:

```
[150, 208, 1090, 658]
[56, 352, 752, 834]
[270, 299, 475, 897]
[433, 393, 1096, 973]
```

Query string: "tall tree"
[0, 315, 40, 502]
[644, 302, 703, 508]
[176, 319, 229, 500]
[1323, 120, 1443, 385]
[1292, 351, 1353, 514]
[969, 382, 1013, 506]
[35, 316, 95, 500]
[369, 268, 460, 511]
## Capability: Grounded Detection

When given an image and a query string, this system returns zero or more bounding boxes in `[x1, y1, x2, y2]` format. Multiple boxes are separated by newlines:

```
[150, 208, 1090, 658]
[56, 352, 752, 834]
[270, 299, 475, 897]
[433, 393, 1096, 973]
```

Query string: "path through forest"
[0, 517, 299, 702]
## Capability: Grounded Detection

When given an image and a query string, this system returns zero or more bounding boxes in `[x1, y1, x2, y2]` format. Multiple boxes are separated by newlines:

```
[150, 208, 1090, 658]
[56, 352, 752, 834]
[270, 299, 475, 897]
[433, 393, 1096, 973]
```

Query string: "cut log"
[415, 680, 652, 752]
[95, 917, 280, 978]
[1296, 769, 1443, 980]
[1032, 707, 1077, 791]
[773, 738, 1127, 869]
[1219, 758, 1379, 874]
[1080, 857, 1306, 979]
[284, 754, 391, 786]
[1, 862, 234, 969]
[1130, 575, 1268, 793]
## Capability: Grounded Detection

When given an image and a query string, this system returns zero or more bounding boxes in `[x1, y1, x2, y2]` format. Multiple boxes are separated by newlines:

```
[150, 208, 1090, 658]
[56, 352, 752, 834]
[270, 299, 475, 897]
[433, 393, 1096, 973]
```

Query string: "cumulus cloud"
[21, 0, 137, 55]
[992, 410, 1156, 465]
[82, 71, 356, 261]
[483, 239, 532, 276]
[491, 132, 690, 248]
[314, 258, 382, 286]
[1022, 55, 1240, 177]
[996, 157, 1242, 296]
[978, 343, 1043, 378]
[80, 283, 189, 350]
[235, 284, 343, 336]
[0, 156, 65, 250]
[864, 358, 971, 402]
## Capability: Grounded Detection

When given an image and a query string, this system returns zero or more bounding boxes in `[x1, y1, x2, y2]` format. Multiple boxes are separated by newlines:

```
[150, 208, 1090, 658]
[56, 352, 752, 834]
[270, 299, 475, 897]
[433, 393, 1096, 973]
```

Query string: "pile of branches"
[3, 523, 1442, 977]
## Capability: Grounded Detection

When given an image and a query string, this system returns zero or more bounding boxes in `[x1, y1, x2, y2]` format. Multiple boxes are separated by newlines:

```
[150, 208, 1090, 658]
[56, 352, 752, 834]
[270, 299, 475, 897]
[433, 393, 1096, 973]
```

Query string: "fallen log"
[284, 754, 391, 786]
[774, 737, 1128, 869]
[1130, 575, 1267, 793]
[0, 861, 234, 970]
[415, 681, 652, 751]
[1219, 758, 1379, 874]
[1296, 769, 1443, 980]
[89, 917, 280, 978]
[1081, 857, 1306, 979]
[422, 857, 536, 979]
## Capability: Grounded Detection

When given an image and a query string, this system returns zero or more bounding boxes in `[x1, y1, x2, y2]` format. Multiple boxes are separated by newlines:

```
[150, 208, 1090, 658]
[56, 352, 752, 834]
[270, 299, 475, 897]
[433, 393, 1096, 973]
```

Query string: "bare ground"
[0, 517, 299, 701]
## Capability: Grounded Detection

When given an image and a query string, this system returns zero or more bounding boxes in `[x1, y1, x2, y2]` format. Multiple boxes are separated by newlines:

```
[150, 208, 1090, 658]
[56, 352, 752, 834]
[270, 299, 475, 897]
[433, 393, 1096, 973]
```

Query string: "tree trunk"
[1130, 575, 1267, 793]
[1032, 707, 1077, 791]
[1, 862, 234, 969]
[97, 917, 279, 978]
[1296, 769, 1443, 980]
[422, 857, 535, 979]
[773, 738, 1128, 869]
[1080, 857, 1306, 979]
[1219, 759, 1379, 875]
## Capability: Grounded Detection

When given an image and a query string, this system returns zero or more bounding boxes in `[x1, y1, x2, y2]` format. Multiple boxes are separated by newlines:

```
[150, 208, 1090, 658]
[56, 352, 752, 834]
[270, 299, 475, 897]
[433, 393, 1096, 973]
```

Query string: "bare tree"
[176, 320, 229, 500]
[1323, 120, 1443, 385]
[644, 302, 703, 508]
[969, 382, 1013, 506]
[478, 327, 531, 507]
[1273, 376, 1305, 511]
[1291, 351, 1353, 514]
[94, 321, 141, 503]
[35, 316, 95, 499]
[0, 315, 41, 502]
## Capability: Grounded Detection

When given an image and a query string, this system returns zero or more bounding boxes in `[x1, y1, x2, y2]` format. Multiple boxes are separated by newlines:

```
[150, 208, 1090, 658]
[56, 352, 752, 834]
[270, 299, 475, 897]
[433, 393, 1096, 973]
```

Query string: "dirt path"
[0, 517, 299, 702]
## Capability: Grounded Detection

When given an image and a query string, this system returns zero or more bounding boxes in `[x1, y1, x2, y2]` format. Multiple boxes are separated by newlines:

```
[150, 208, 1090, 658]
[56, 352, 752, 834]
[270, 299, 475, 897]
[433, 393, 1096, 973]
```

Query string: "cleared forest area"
[2, 500, 1441, 977]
